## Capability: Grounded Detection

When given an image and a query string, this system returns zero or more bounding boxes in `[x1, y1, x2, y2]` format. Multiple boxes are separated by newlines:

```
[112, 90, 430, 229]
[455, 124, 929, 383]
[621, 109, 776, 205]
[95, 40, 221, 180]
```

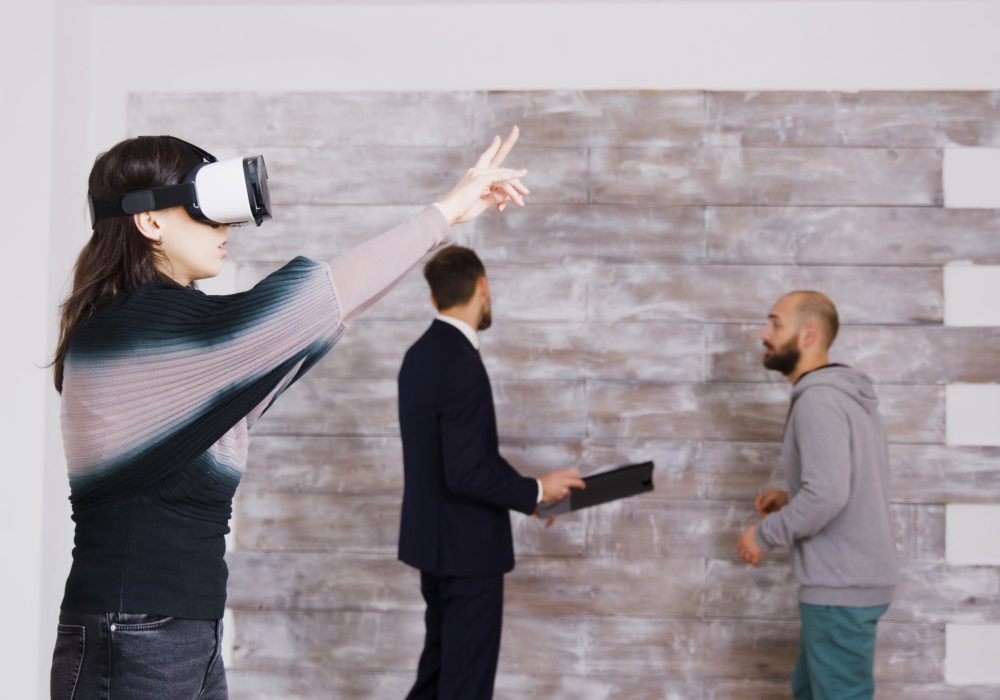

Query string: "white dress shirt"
[435, 314, 544, 505]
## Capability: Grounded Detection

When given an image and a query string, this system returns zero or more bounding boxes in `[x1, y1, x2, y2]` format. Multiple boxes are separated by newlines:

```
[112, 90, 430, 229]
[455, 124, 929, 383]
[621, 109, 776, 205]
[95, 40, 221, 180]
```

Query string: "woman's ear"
[133, 211, 162, 243]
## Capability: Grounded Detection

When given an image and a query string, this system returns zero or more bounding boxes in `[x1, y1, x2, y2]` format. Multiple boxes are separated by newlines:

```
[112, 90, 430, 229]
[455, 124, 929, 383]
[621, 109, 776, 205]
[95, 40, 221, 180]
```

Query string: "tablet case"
[537, 461, 655, 517]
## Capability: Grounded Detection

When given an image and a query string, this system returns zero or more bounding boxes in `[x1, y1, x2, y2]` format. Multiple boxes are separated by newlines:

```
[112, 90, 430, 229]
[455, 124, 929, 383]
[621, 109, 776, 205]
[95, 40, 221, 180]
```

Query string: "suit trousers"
[406, 572, 505, 700]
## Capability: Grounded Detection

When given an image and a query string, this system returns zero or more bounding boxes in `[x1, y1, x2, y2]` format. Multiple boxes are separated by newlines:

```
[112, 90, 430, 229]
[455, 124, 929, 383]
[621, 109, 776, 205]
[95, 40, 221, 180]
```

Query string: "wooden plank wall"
[130, 92, 1000, 699]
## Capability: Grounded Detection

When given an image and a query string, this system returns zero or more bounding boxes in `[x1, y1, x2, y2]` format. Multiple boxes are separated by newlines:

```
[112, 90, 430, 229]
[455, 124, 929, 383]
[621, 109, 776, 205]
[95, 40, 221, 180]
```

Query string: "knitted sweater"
[60, 207, 450, 619]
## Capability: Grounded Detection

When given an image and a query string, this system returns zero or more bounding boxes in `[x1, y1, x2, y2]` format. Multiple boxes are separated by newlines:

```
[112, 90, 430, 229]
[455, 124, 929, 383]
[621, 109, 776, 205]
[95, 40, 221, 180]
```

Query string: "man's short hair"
[424, 246, 486, 310]
[787, 290, 840, 349]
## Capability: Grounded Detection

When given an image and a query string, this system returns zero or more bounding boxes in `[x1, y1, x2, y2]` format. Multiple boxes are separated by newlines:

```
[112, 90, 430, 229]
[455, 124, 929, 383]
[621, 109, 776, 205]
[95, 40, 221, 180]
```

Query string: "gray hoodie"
[756, 365, 899, 607]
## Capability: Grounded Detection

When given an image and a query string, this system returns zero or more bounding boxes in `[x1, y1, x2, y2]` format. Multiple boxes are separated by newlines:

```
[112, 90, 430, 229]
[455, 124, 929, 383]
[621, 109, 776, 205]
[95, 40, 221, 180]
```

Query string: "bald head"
[782, 290, 840, 350]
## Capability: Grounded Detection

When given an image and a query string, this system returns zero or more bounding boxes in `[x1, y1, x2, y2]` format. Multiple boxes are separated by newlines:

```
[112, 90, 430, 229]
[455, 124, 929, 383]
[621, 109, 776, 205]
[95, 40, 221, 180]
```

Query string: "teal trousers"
[792, 602, 889, 700]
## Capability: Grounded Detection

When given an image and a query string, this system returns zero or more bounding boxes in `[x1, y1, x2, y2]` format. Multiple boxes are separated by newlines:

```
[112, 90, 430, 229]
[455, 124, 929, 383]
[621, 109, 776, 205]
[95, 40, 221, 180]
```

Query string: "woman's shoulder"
[68, 283, 200, 351]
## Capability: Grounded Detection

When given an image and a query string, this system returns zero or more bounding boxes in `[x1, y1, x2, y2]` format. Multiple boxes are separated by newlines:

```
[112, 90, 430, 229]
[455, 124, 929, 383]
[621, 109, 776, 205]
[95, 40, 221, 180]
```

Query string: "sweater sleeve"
[245, 206, 452, 424]
[62, 208, 452, 499]
[328, 206, 452, 324]
[757, 388, 852, 551]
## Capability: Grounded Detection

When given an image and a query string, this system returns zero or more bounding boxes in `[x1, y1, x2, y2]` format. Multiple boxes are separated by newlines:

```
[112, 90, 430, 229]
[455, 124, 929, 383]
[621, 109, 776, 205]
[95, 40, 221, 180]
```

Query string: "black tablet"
[537, 461, 655, 517]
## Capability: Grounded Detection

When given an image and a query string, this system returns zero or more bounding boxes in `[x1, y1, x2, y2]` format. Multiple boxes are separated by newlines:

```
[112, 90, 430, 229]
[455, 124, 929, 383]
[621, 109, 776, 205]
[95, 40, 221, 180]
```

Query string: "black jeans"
[51, 612, 227, 700]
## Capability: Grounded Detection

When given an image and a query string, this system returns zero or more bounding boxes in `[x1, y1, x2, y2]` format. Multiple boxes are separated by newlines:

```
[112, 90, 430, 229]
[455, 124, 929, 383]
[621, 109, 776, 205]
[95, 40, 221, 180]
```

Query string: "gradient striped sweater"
[60, 207, 451, 619]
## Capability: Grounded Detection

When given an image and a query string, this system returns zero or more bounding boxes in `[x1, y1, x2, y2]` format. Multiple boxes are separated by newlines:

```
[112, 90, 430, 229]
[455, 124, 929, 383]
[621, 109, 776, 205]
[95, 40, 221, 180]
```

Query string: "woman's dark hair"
[53, 136, 203, 392]
[423, 246, 486, 311]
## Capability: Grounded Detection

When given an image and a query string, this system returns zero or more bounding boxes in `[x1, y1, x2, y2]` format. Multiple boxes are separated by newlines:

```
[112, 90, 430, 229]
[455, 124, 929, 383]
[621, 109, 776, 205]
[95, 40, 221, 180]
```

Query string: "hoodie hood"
[791, 365, 880, 415]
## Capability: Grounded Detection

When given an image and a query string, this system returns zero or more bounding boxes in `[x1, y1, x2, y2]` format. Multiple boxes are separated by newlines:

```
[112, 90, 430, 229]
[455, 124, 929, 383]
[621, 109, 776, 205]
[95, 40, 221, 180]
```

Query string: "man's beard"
[762, 337, 801, 376]
[477, 299, 492, 331]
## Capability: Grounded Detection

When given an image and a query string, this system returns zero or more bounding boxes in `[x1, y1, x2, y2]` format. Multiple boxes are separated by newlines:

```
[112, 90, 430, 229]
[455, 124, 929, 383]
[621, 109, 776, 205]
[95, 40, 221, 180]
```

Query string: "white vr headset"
[88, 136, 272, 228]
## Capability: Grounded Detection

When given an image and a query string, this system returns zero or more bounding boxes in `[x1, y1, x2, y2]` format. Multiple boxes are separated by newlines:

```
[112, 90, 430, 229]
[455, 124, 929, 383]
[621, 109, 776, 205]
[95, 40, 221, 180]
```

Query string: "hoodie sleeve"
[757, 387, 852, 551]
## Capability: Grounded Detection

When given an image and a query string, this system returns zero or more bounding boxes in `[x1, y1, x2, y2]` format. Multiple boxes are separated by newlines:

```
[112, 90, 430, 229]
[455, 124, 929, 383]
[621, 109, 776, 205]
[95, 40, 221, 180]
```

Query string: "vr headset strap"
[89, 182, 198, 227]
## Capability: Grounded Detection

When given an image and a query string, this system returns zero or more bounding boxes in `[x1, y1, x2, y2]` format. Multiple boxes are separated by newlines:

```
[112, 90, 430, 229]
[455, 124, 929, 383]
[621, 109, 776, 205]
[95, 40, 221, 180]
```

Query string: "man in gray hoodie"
[737, 290, 898, 700]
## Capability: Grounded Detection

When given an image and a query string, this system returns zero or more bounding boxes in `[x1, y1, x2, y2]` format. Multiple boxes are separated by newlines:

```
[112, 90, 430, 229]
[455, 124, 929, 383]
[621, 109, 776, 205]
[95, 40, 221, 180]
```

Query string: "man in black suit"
[398, 246, 584, 700]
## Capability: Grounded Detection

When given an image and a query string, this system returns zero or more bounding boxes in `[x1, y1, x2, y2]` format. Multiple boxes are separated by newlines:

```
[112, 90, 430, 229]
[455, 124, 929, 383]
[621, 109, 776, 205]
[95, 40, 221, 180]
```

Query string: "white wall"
[0, 0, 55, 696]
[24, 1, 1000, 696]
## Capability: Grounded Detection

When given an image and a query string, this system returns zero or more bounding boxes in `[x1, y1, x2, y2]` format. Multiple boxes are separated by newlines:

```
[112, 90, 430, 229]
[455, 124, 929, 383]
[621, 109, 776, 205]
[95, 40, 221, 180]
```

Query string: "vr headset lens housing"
[87, 138, 272, 228]
[192, 156, 271, 226]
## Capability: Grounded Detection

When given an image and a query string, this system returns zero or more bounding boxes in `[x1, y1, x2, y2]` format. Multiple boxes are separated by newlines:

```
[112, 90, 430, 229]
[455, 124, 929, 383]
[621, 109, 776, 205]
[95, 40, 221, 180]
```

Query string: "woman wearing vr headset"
[50, 130, 528, 700]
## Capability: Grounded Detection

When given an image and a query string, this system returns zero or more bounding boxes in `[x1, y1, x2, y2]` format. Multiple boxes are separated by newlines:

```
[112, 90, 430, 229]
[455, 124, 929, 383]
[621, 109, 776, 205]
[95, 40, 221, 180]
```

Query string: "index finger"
[489, 125, 520, 168]
[474, 135, 502, 169]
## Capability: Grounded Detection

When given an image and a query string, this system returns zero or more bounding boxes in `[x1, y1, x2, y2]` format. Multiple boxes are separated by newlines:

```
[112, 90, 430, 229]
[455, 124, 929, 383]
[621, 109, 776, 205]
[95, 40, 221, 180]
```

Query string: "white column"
[942, 147, 1000, 688]
[0, 1, 57, 697]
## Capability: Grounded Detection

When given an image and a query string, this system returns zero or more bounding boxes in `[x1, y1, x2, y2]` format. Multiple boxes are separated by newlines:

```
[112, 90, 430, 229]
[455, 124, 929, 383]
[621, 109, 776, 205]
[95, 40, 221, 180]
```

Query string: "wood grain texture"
[128, 91, 1000, 699]
[588, 264, 942, 324]
[706, 206, 1000, 266]
[707, 324, 1000, 385]
[589, 147, 942, 206]
[705, 91, 1000, 148]
[585, 382, 943, 443]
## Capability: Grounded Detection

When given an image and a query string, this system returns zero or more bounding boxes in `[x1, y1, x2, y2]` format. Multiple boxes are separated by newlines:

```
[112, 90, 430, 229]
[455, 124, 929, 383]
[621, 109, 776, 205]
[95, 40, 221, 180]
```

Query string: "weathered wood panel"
[235, 490, 587, 557]
[226, 551, 423, 612]
[706, 206, 1000, 266]
[130, 91, 1000, 699]
[703, 560, 1000, 624]
[589, 264, 942, 324]
[236, 261, 593, 323]
[705, 91, 1000, 148]
[227, 551, 703, 619]
[479, 90, 707, 147]
[707, 324, 1000, 385]
[227, 668, 703, 700]
[466, 204, 707, 264]
[261, 146, 586, 206]
[226, 668, 415, 700]
[583, 617, 942, 682]
[241, 437, 1000, 508]
[253, 376, 589, 439]
[584, 499, 771, 561]
[242, 435, 585, 494]
[890, 444, 1000, 504]
[227, 204, 428, 263]
[242, 435, 406, 494]
[583, 499, 916, 563]
[228, 204, 709, 266]
[697, 440, 1000, 505]
[581, 439, 704, 499]
[703, 680, 1000, 700]
[483, 321, 705, 383]
[586, 382, 943, 443]
[589, 147, 942, 206]
[304, 320, 706, 383]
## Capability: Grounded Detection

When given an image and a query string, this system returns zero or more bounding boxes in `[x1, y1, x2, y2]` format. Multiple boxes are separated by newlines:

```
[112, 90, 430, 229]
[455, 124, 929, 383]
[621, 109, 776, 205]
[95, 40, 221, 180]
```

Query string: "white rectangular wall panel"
[946, 384, 1000, 447]
[944, 265, 1000, 326]
[946, 504, 1000, 565]
[946, 624, 1000, 685]
[944, 148, 1000, 209]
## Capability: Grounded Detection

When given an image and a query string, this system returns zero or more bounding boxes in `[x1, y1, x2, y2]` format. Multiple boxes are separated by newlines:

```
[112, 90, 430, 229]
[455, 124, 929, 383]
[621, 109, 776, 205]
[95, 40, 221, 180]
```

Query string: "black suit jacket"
[397, 320, 538, 576]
